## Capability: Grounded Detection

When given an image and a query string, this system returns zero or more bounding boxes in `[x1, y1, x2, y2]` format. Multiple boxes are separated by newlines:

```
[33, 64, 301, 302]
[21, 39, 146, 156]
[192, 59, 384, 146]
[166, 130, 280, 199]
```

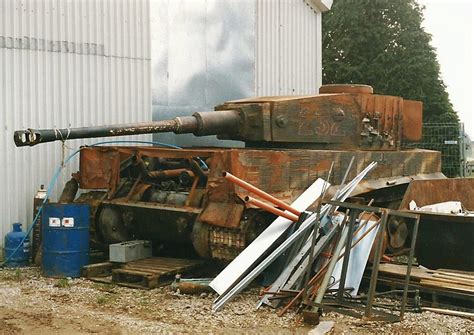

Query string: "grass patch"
[55, 278, 71, 288]
[92, 282, 116, 293]
[0, 268, 23, 282]
[96, 293, 117, 305]
[138, 297, 150, 306]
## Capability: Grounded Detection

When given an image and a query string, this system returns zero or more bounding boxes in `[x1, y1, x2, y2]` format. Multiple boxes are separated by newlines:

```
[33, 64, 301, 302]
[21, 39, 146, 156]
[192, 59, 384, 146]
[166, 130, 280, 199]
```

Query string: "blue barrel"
[4, 223, 30, 267]
[42, 203, 90, 278]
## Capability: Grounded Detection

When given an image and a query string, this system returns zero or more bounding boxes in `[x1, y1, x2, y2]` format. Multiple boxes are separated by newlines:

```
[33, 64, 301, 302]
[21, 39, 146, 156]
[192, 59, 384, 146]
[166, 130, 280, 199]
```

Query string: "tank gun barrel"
[13, 110, 240, 147]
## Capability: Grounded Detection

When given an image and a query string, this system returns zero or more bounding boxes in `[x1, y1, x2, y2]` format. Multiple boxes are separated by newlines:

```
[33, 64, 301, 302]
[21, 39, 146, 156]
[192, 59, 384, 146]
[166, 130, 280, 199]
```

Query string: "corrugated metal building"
[0, 0, 151, 253]
[151, 0, 332, 147]
[0, 0, 330, 252]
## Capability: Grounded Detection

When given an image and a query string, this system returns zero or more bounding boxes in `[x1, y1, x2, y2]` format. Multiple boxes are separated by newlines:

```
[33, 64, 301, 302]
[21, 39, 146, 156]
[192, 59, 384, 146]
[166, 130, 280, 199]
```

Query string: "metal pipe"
[245, 196, 299, 222]
[400, 213, 420, 320]
[302, 162, 334, 303]
[313, 224, 350, 310]
[278, 244, 334, 317]
[14, 110, 240, 147]
[223, 171, 301, 216]
[134, 156, 195, 180]
[336, 210, 359, 300]
[364, 210, 388, 317]
[148, 169, 194, 179]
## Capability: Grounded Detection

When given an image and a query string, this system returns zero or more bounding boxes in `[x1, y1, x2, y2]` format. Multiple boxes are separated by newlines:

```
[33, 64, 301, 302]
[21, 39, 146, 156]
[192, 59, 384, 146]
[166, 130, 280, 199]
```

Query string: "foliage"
[55, 278, 71, 288]
[0, 268, 23, 282]
[96, 293, 117, 305]
[322, 0, 458, 123]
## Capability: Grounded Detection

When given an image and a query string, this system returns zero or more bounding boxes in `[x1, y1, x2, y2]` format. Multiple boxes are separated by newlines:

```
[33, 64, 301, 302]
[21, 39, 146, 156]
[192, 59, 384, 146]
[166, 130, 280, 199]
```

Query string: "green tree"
[322, 0, 458, 122]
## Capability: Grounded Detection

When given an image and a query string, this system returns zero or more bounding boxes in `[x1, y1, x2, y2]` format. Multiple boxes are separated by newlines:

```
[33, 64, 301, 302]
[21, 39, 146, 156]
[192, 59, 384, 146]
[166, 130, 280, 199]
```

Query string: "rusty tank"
[14, 84, 442, 260]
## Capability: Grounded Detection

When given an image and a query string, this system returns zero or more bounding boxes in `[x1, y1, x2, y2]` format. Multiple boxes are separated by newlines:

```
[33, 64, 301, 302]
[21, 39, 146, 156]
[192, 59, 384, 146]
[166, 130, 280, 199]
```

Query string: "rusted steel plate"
[199, 201, 245, 229]
[220, 95, 321, 104]
[359, 93, 403, 148]
[344, 172, 445, 198]
[319, 84, 374, 94]
[402, 100, 423, 141]
[400, 179, 474, 210]
[79, 148, 121, 191]
[271, 95, 360, 146]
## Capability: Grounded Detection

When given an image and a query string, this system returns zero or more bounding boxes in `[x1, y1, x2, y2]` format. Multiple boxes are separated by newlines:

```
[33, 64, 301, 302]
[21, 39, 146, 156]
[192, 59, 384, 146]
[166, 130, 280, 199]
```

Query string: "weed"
[13, 269, 21, 281]
[55, 278, 71, 288]
[138, 298, 150, 306]
[96, 293, 117, 305]
[96, 295, 108, 304]
[0, 268, 23, 282]
[93, 282, 116, 293]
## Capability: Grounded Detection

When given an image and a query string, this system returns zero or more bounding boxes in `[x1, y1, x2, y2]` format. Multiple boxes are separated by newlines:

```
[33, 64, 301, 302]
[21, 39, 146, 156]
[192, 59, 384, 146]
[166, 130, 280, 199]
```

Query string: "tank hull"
[74, 146, 441, 260]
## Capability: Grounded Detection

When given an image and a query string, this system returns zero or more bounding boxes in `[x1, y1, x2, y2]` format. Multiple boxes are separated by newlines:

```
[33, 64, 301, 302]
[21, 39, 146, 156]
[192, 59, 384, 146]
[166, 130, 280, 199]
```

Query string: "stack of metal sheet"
[210, 161, 380, 313]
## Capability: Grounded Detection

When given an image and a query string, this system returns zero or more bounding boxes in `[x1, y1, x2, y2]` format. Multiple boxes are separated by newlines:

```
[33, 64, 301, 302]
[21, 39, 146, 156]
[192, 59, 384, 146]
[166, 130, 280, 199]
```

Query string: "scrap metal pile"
[14, 84, 473, 321]
[210, 160, 419, 323]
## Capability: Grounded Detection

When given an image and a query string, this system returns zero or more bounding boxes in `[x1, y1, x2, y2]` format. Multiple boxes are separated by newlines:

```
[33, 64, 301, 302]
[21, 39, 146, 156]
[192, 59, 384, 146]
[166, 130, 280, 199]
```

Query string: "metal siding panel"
[206, 0, 256, 106]
[256, 0, 321, 96]
[256, 0, 280, 96]
[150, 0, 255, 147]
[0, 0, 151, 252]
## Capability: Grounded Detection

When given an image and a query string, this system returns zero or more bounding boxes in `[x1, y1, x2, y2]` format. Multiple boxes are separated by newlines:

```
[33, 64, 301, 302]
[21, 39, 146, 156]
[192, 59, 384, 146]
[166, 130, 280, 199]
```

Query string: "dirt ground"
[0, 267, 472, 334]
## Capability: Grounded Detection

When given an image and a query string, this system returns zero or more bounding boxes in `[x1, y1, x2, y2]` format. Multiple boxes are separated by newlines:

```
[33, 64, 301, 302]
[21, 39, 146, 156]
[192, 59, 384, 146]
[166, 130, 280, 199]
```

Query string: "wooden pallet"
[378, 263, 474, 294]
[111, 257, 204, 289]
[371, 263, 474, 310]
[82, 262, 117, 278]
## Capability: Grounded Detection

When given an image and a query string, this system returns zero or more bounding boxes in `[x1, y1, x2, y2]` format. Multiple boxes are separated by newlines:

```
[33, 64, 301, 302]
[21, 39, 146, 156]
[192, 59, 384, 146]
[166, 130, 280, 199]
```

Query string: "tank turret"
[14, 84, 422, 150]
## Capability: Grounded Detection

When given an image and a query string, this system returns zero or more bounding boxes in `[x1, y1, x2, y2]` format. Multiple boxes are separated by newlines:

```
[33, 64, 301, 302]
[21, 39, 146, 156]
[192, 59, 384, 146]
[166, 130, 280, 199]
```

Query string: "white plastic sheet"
[330, 220, 379, 296]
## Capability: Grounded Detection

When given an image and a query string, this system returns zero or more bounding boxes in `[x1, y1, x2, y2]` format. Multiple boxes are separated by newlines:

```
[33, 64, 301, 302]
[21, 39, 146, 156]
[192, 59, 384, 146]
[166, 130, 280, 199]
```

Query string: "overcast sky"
[417, 0, 473, 136]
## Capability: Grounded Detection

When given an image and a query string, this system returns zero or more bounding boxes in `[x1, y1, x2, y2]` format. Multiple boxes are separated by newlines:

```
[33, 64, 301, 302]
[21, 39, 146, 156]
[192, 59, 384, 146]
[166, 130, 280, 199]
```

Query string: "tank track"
[207, 209, 272, 261]
[208, 226, 246, 260]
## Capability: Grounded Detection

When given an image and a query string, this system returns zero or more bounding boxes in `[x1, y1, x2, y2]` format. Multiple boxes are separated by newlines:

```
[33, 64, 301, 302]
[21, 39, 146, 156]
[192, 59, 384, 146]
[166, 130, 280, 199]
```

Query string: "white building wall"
[0, 0, 151, 251]
[151, 0, 326, 148]
[256, 0, 322, 96]
[150, 0, 255, 148]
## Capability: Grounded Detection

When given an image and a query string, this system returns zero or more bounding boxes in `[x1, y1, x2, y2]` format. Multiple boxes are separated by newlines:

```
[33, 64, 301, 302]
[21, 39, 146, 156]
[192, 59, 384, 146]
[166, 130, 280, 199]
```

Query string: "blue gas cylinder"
[4, 223, 30, 267]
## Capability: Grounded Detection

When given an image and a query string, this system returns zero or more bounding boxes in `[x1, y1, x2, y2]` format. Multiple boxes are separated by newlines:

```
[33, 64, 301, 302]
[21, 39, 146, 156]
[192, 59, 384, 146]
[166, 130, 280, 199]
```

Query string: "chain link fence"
[404, 123, 468, 177]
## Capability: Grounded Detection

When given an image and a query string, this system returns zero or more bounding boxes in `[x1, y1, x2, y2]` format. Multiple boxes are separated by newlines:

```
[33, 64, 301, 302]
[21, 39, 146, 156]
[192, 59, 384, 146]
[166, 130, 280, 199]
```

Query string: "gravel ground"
[0, 267, 472, 334]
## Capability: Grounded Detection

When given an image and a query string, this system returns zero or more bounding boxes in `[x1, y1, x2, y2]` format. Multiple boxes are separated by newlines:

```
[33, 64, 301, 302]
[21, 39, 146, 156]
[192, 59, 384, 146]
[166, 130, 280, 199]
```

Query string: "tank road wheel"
[387, 217, 409, 253]
[97, 207, 133, 244]
[191, 221, 212, 259]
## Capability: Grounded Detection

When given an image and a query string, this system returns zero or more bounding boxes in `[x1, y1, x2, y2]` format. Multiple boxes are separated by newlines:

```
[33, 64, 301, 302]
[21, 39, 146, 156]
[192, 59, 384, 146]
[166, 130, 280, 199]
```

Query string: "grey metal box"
[109, 240, 152, 263]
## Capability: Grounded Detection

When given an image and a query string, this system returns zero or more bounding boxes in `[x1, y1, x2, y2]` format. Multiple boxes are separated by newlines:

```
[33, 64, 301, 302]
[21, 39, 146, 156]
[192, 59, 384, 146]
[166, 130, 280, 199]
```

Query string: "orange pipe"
[382, 255, 392, 262]
[245, 196, 299, 222]
[223, 172, 301, 216]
